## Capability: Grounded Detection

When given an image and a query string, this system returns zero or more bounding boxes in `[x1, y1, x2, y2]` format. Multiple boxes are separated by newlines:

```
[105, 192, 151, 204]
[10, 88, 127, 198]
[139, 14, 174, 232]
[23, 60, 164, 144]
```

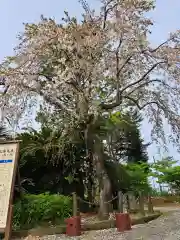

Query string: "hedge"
[13, 193, 72, 230]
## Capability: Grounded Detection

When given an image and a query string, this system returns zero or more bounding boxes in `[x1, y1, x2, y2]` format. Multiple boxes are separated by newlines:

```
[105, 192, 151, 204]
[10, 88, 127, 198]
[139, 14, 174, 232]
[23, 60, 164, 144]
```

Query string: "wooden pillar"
[118, 191, 123, 213]
[148, 194, 154, 213]
[131, 194, 138, 210]
[4, 205, 13, 240]
[123, 193, 129, 213]
[139, 192, 145, 216]
[126, 193, 130, 213]
[72, 192, 78, 216]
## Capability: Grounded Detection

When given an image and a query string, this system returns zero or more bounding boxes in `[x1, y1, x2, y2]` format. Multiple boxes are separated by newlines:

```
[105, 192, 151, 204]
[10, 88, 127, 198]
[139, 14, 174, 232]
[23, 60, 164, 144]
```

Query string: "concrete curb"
[12, 212, 161, 238]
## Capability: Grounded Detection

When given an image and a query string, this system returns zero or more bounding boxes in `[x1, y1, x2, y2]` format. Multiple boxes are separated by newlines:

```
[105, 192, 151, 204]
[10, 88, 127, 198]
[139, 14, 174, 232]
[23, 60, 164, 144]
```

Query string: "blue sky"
[0, 0, 180, 161]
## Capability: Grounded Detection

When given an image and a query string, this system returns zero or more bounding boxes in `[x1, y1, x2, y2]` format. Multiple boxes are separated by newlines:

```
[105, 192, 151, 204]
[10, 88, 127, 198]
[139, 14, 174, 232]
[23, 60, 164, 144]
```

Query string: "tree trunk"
[147, 194, 154, 213]
[76, 173, 85, 200]
[139, 191, 145, 216]
[126, 193, 130, 213]
[87, 178, 93, 211]
[87, 158, 94, 210]
[131, 194, 138, 210]
[93, 137, 112, 220]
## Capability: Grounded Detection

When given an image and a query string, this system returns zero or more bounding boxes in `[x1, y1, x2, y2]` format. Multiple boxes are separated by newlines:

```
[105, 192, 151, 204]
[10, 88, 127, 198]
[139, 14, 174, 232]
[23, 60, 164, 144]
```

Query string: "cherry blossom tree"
[0, 0, 180, 218]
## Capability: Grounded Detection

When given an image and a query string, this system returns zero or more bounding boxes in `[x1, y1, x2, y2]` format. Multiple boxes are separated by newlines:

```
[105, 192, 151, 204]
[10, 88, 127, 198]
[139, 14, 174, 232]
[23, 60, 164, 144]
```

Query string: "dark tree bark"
[93, 136, 112, 220]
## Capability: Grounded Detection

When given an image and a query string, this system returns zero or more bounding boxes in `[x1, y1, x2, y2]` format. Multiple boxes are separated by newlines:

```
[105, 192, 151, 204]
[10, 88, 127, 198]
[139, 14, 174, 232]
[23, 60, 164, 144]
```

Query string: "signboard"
[0, 141, 19, 239]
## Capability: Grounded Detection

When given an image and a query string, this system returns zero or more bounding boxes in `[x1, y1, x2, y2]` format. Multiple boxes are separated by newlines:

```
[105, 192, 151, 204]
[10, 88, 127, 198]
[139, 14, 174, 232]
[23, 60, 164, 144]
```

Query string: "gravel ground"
[22, 210, 180, 240]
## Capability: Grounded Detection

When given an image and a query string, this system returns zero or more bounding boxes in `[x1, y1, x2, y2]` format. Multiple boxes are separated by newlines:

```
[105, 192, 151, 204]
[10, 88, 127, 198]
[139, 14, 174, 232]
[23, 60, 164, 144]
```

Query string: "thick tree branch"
[0, 77, 10, 95]
[124, 96, 161, 110]
[101, 62, 165, 110]
[0, 85, 9, 95]
[19, 83, 77, 116]
[103, 0, 118, 29]
[117, 55, 133, 76]
[115, 37, 123, 104]
[101, 99, 122, 110]
[126, 79, 163, 96]
[120, 61, 165, 94]
[150, 37, 175, 53]
[39, 74, 55, 82]
[102, 37, 128, 111]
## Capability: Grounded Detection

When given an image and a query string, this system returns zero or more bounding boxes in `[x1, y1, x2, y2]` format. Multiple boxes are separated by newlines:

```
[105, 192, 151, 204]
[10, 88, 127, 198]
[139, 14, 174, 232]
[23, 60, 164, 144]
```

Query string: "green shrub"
[13, 193, 72, 230]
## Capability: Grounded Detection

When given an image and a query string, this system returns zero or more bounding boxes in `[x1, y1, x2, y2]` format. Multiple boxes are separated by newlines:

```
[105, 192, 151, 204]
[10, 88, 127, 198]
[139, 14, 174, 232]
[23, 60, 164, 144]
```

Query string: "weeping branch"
[101, 61, 165, 110]
[123, 96, 161, 110]
[120, 61, 165, 95]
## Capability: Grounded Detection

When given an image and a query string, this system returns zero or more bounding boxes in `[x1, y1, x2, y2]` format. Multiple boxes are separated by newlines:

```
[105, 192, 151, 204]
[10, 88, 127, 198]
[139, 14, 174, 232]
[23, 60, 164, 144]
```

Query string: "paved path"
[75, 211, 180, 240]
[52, 210, 180, 240]
[20, 208, 180, 240]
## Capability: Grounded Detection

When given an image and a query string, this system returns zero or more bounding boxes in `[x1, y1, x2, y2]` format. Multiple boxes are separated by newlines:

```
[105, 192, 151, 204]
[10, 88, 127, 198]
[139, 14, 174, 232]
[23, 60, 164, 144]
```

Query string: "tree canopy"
[152, 157, 180, 194]
[0, 0, 179, 145]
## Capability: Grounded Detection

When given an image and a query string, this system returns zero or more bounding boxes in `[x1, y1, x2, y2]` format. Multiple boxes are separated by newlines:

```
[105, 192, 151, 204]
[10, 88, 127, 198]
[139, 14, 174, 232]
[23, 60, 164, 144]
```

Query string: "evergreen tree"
[124, 110, 150, 163]
[106, 110, 150, 164]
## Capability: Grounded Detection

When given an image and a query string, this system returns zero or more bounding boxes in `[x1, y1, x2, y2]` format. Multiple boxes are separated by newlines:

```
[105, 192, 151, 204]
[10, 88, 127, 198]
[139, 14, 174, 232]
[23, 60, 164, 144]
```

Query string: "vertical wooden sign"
[0, 141, 20, 240]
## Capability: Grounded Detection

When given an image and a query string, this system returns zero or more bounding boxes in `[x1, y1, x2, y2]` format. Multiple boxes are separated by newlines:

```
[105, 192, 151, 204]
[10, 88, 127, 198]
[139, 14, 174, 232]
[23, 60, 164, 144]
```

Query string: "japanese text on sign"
[0, 143, 17, 229]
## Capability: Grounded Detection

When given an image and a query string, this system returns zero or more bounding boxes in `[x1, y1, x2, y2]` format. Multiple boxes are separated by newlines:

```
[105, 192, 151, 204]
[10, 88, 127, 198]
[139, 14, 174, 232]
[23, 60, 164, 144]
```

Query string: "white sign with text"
[0, 142, 18, 229]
